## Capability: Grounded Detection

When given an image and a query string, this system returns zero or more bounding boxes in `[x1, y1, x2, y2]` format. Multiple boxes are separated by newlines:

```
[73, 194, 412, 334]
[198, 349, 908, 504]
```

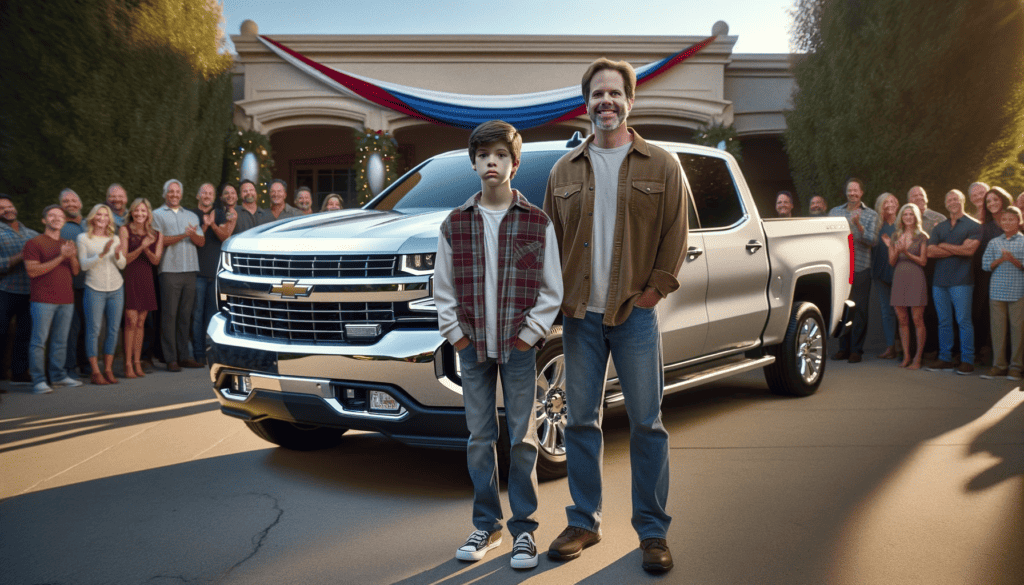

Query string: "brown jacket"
[543, 129, 687, 326]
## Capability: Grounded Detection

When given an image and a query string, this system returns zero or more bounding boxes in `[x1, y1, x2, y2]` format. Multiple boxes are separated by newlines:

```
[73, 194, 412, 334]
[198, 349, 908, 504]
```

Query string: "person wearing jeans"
[191, 183, 234, 363]
[78, 204, 126, 385]
[926, 189, 981, 374]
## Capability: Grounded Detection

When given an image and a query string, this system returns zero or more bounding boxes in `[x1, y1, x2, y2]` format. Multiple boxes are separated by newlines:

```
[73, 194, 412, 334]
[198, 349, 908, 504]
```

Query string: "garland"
[354, 129, 400, 205]
[693, 122, 743, 162]
[225, 128, 276, 205]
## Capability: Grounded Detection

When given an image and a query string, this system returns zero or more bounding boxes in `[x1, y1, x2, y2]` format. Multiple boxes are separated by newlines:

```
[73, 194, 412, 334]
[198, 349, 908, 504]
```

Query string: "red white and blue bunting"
[258, 35, 717, 130]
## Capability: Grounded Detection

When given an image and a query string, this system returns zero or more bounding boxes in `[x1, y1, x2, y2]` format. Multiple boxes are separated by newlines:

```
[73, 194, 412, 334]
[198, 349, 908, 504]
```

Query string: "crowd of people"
[774, 182, 1024, 380]
[0, 180, 344, 394]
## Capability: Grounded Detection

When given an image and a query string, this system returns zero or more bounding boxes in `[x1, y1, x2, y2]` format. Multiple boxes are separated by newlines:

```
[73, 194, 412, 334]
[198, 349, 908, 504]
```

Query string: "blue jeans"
[933, 284, 974, 364]
[563, 307, 671, 540]
[459, 343, 539, 537]
[29, 302, 74, 385]
[192, 276, 217, 361]
[874, 279, 896, 347]
[84, 286, 124, 358]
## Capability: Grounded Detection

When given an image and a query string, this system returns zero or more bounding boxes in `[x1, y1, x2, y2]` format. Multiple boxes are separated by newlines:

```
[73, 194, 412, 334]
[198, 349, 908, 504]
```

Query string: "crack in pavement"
[217, 493, 284, 582]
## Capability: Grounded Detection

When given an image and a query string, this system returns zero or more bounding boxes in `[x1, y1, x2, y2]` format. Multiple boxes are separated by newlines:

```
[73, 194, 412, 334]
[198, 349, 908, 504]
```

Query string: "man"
[151, 179, 205, 372]
[908, 186, 947, 234]
[295, 186, 314, 215]
[542, 58, 686, 574]
[59, 189, 88, 378]
[268, 179, 300, 221]
[926, 190, 981, 375]
[106, 183, 129, 227]
[234, 179, 270, 233]
[775, 191, 795, 218]
[808, 195, 828, 216]
[23, 205, 84, 394]
[190, 182, 234, 364]
[829, 178, 880, 363]
[0, 195, 40, 385]
[967, 181, 989, 220]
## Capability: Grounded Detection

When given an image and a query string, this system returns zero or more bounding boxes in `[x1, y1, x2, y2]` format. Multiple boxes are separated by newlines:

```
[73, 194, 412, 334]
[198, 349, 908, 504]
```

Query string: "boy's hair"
[468, 120, 522, 179]
[1003, 205, 1023, 223]
[42, 204, 62, 218]
[581, 57, 637, 102]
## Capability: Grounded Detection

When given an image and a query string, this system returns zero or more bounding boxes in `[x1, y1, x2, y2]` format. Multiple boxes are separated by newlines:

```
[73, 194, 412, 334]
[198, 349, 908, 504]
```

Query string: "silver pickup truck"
[207, 135, 854, 479]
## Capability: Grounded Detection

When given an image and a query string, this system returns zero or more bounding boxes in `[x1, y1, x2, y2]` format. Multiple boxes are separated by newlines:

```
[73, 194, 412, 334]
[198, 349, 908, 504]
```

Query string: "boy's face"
[1000, 211, 1020, 236]
[472, 141, 518, 188]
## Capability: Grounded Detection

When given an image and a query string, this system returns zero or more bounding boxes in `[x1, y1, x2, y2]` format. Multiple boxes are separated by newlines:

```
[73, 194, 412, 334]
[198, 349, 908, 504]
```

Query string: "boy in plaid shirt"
[980, 206, 1024, 381]
[434, 120, 562, 569]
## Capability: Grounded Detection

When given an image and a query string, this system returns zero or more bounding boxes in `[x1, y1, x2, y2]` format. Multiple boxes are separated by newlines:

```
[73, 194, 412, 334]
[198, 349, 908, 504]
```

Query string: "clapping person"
[77, 204, 126, 385]
[873, 193, 899, 359]
[980, 205, 1024, 381]
[120, 198, 162, 378]
[887, 203, 930, 369]
[191, 183, 234, 365]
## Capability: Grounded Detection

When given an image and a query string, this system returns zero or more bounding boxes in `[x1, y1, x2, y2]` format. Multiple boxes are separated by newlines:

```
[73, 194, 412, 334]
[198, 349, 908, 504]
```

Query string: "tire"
[764, 302, 826, 397]
[244, 418, 347, 451]
[497, 327, 569, 481]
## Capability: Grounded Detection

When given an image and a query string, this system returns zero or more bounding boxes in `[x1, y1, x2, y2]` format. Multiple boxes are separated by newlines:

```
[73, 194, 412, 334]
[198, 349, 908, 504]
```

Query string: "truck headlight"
[401, 253, 435, 275]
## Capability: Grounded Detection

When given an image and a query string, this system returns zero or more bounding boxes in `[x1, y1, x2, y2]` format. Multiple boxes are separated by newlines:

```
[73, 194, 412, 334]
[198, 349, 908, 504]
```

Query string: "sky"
[219, 0, 797, 55]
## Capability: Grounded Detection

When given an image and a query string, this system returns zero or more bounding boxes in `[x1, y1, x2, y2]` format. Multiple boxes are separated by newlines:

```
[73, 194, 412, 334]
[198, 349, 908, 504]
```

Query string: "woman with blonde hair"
[872, 193, 899, 358]
[888, 203, 930, 369]
[320, 193, 344, 212]
[120, 198, 163, 378]
[78, 204, 126, 384]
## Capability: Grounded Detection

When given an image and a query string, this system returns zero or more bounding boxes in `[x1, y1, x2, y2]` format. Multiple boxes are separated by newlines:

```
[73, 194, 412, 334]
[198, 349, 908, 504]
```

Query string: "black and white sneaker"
[510, 532, 538, 569]
[455, 530, 501, 562]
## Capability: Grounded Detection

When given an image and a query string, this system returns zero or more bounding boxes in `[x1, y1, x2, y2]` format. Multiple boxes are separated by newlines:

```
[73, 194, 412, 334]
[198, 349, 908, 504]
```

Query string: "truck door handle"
[746, 240, 763, 254]
[687, 246, 703, 260]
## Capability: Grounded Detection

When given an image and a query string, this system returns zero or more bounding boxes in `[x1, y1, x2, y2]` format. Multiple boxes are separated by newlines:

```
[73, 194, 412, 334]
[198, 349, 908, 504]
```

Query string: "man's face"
[295, 190, 312, 211]
[198, 184, 216, 208]
[61, 191, 82, 218]
[908, 187, 927, 210]
[240, 183, 257, 204]
[106, 186, 127, 213]
[165, 182, 183, 209]
[809, 196, 827, 215]
[473, 141, 517, 188]
[775, 193, 793, 217]
[221, 185, 238, 208]
[969, 184, 987, 210]
[44, 207, 66, 231]
[845, 181, 863, 206]
[269, 183, 286, 205]
[945, 191, 964, 216]
[587, 69, 633, 132]
[999, 211, 1020, 235]
[0, 199, 17, 223]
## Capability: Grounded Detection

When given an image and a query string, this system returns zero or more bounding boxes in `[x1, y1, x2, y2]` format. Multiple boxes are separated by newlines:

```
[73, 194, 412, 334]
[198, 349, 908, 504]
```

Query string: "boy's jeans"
[84, 286, 124, 358]
[933, 284, 974, 364]
[990, 297, 1024, 371]
[29, 302, 74, 385]
[458, 343, 540, 538]
[563, 307, 671, 541]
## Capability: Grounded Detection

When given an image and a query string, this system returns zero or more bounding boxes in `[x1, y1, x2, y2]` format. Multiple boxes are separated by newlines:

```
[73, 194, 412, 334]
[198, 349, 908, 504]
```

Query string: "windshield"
[369, 151, 565, 213]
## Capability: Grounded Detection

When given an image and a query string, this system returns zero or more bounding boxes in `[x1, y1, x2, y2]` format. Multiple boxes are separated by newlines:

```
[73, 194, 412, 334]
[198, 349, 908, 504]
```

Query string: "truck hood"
[223, 209, 449, 254]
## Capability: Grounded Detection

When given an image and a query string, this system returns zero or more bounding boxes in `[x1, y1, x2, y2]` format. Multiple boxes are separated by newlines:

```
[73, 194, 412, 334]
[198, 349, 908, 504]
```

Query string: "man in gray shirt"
[152, 179, 205, 371]
[235, 179, 271, 234]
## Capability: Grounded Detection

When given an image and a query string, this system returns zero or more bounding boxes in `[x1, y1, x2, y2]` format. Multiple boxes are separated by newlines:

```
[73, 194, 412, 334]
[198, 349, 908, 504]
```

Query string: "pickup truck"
[207, 134, 855, 480]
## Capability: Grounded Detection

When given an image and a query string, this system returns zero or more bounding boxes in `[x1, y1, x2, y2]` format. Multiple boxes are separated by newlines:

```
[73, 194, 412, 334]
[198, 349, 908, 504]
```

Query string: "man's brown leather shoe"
[848, 352, 862, 363]
[640, 538, 673, 573]
[832, 350, 849, 361]
[179, 359, 204, 369]
[547, 526, 600, 560]
[166, 362, 181, 372]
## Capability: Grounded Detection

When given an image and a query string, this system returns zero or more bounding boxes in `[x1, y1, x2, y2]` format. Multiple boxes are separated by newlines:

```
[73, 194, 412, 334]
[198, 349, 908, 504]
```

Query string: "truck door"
[658, 196, 709, 365]
[679, 152, 771, 355]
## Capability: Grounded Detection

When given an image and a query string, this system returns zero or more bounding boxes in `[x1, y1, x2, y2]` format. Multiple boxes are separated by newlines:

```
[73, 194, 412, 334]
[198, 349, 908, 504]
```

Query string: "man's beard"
[1, 216, 15, 225]
[590, 106, 627, 132]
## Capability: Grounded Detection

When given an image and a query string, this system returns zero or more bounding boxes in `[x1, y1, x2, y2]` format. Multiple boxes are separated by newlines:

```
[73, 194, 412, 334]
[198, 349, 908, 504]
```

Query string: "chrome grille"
[226, 296, 395, 344]
[230, 253, 399, 279]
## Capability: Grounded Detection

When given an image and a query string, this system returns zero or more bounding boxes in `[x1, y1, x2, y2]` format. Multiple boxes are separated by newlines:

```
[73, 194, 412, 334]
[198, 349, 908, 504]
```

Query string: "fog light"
[370, 390, 400, 412]
[231, 375, 252, 395]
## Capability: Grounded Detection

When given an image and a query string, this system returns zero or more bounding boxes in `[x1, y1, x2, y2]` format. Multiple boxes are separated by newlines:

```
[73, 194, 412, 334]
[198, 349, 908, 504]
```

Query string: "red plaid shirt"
[439, 190, 550, 364]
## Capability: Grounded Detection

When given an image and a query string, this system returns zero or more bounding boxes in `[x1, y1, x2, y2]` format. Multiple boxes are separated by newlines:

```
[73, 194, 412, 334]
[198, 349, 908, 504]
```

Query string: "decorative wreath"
[354, 129, 400, 205]
[225, 128, 276, 205]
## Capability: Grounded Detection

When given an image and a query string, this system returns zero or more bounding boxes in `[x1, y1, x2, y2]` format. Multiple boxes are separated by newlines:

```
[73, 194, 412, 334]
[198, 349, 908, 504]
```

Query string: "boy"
[980, 206, 1024, 381]
[434, 120, 562, 569]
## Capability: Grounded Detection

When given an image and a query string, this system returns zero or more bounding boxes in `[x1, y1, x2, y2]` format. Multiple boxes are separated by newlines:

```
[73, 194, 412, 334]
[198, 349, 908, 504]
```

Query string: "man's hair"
[42, 204, 62, 218]
[59, 188, 78, 203]
[106, 183, 125, 198]
[468, 120, 523, 179]
[844, 177, 865, 192]
[581, 58, 637, 102]
[946, 189, 966, 205]
[270, 179, 287, 190]
[219, 182, 236, 195]
[295, 186, 312, 197]
[969, 181, 990, 194]
[162, 179, 183, 199]
[0, 193, 12, 204]
[1003, 205, 1023, 223]
[239, 179, 256, 190]
[196, 182, 215, 196]
[776, 191, 796, 205]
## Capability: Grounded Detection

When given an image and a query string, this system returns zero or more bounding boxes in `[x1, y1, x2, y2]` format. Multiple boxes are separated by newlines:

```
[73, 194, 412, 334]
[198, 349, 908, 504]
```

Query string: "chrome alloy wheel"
[535, 351, 567, 458]
[795, 315, 823, 384]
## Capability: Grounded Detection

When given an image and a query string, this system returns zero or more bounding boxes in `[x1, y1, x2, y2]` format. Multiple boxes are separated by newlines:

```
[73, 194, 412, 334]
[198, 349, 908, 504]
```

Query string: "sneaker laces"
[463, 530, 491, 549]
[512, 533, 535, 557]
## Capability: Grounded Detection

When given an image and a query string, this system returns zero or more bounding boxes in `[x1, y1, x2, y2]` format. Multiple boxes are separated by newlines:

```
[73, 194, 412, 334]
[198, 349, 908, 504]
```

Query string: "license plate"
[370, 390, 399, 412]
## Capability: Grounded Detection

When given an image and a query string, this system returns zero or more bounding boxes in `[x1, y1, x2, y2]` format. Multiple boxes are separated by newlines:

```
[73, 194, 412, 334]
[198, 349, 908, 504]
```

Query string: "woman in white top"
[77, 204, 127, 385]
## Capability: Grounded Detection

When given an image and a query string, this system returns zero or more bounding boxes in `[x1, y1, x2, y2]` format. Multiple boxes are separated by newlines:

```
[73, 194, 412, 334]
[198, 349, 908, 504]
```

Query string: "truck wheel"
[244, 419, 347, 451]
[534, 328, 568, 480]
[764, 302, 826, 397]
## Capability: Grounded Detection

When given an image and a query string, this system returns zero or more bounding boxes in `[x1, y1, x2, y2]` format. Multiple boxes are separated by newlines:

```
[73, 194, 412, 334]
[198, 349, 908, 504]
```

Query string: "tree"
[784, 0, 1024, 207]
[0, 0, 234, 222]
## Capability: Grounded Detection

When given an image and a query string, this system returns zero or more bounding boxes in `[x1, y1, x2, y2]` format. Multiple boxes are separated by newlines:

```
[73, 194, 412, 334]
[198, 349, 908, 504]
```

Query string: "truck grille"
[230, 253, 399, 279]
[224, 296, 435, 344]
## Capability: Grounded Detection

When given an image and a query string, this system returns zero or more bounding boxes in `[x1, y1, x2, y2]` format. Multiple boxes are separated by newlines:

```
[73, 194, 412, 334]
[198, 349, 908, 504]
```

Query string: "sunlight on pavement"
[830, 388, 1023, 584]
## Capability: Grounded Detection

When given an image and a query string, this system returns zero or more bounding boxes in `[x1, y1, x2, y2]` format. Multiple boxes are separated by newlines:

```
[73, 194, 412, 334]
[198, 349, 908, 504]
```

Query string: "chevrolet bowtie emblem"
[271, 280, 312, 298]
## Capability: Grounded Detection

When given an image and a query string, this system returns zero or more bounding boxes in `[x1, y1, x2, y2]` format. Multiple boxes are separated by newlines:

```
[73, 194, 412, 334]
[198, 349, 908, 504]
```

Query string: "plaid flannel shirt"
[440, 191, 550, 364]
[0, 221, 40, 295]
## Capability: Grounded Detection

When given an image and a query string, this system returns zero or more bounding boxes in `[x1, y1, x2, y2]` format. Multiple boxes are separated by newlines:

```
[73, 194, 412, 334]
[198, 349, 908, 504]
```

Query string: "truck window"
[678, 153, 744, 230]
